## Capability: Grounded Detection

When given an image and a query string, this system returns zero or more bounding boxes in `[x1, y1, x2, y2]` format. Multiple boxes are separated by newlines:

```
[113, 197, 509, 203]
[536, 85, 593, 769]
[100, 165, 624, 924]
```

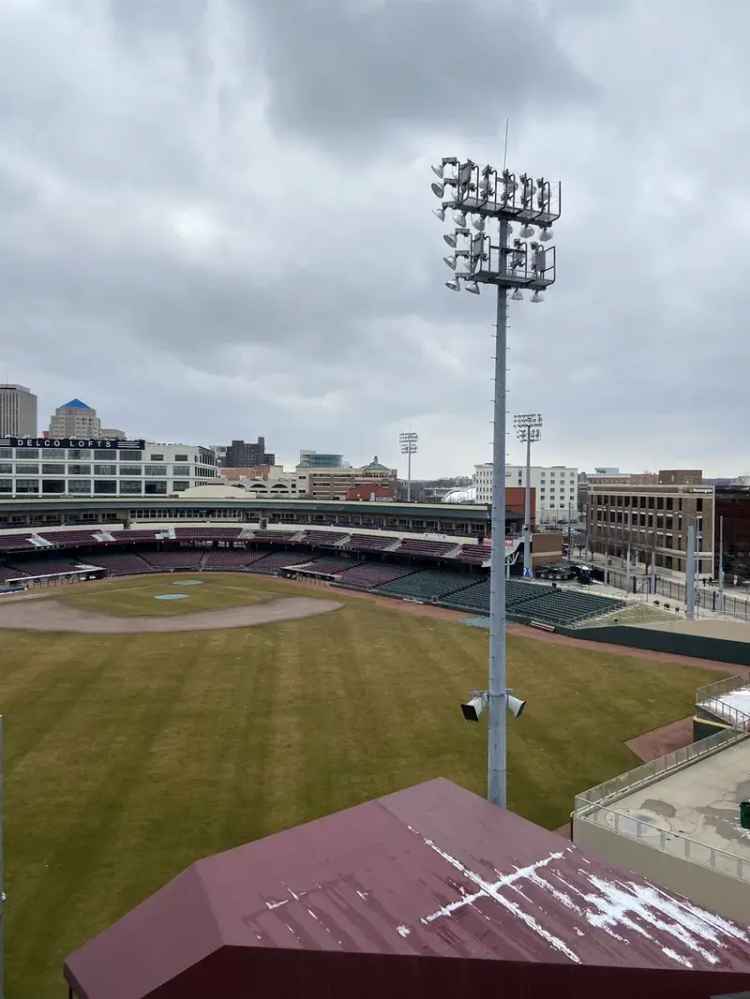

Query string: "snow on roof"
[64, 779, 750, 999]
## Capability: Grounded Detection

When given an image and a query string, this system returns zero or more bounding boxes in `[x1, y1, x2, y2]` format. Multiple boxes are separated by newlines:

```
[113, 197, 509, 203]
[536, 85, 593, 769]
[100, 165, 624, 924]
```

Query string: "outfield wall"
[564, 624, 750, 667]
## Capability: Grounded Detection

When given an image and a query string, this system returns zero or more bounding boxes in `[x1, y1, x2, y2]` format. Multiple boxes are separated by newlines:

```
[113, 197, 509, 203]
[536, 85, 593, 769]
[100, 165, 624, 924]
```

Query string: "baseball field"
[0, 572, 727, 997]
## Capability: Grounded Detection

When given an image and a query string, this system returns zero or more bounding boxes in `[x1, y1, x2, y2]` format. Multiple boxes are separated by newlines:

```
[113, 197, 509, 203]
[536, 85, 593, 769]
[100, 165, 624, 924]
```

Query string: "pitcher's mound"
[0, 596, 341, 634]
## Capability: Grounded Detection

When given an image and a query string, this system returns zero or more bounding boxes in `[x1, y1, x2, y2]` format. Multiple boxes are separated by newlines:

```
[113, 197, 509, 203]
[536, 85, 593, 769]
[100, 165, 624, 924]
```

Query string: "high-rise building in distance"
[222, 438, 275, 468]
[48, 399, 125, 440]
[0, 384, 37, 437]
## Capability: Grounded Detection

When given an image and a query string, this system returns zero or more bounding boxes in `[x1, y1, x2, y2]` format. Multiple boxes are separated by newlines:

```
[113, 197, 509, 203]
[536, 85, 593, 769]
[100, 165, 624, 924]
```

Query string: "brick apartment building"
[587, 470, 714, 576]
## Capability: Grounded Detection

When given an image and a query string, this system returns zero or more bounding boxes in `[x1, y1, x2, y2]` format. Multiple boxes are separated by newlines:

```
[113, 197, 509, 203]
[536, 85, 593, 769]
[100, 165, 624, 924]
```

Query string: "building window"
[0, 449, 11, 460]
[697, 498, 703, 512]
[94, 480, 117, 495]
[145, 465, 167, 477]
[145, 481, 167, 494]
[126, 451, 143, 461]
[0, 479, 11, 493]
[67, 464, 91, 475]
[15, 463, 40, 474]
[120, 465, 142, 477]
[172, 466, 192, 477]
[172, 481, 190, 491]
[94, 464, 118, 476]
[67, 449, 92, 460]
[42, 480, 66, 494]
[666, 497, 673, 510]
[119, 481, 142, 495]
[94, 451, 118, 462]
[657, 497, 664, 510]
[15, 478, 39, 493]
[15, 449, 39, 459]
[174, 454, 189, 462]
[68, 480, 92, 494]
[149, 454, 165, 461]
[0, 464, 11, 475]
[41, 463, 65, 475]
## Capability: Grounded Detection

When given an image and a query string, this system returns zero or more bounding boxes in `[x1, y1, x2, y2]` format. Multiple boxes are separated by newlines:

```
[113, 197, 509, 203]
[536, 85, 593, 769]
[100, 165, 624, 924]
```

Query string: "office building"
[298, 450, 348, 469]
[586, 470, 714, 575]
[48, 399, 124, 440]
[0, 440, 217, 497]
[0, 384, 37, 437]
[474, 463, 577, 526]
[223, 438, 275, 468]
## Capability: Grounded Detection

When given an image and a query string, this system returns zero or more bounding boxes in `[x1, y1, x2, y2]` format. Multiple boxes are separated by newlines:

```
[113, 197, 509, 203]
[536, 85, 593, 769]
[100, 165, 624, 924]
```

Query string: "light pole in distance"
[431, 157, 561, 807]
[399, 432, 418, 502]
[514, 413, 542, 578]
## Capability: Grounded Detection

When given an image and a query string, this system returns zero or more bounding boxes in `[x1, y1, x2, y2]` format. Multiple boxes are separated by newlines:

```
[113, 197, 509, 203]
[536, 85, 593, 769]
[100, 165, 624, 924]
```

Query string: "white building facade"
[474, 463, 578, 525]
[0, 440, 217, 497]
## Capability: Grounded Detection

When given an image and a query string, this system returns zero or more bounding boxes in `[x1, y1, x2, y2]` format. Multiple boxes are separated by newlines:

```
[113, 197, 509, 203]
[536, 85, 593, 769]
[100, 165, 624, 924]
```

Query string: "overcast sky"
[1, 1, 748, 479]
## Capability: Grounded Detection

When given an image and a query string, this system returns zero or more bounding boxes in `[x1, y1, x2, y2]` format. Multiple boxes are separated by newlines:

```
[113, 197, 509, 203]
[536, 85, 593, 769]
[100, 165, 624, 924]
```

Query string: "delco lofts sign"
[3, 438, 146, 451]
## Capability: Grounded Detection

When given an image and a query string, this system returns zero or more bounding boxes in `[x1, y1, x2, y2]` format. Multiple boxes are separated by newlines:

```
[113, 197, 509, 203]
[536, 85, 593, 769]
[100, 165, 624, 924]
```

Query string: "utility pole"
[719, 514, 724, 611]
[686, 522, 696, 620]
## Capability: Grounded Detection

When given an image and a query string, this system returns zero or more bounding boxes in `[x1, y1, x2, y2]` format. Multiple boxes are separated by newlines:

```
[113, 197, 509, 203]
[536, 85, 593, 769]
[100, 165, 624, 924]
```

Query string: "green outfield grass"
[0, 572, 725, 997]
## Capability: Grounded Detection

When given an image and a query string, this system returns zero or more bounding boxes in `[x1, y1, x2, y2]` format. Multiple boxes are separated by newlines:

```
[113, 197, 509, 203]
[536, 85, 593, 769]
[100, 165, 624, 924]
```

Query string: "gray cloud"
[0, 0, 748, 478]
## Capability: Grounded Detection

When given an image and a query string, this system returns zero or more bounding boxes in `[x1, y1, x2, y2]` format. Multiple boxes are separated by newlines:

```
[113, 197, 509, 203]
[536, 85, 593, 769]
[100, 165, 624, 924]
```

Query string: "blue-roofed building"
[49, 399, 125, 440]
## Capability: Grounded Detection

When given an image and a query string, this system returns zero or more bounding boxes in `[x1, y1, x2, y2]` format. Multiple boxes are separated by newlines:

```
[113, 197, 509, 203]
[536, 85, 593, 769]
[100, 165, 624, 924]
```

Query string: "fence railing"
[574, 725, 745, 813]
[578, 802, 750, 884]
[574, 727, 750, 884]
[695, 673, 750, 732]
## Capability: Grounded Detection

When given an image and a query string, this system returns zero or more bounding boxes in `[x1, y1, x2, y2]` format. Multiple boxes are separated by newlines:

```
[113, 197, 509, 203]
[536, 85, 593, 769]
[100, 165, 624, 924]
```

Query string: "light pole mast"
[399, 432, 418, 502]
[431, 156, 560, 807]
[514, 413, 542, 578]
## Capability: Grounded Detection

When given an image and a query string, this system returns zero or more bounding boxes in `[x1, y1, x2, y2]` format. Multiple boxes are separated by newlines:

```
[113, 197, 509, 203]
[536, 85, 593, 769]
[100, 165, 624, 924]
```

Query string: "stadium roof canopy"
[64, 779, 750, 999]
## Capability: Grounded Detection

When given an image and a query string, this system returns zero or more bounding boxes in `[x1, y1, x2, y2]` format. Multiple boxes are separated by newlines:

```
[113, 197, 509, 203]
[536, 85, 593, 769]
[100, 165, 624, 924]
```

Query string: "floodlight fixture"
[443, 227, 470, 248]
[519, 223, 535, 238]
[465, 281, 480, 295]
[471, 215, 485, 232]
[540, 226, 553, 242]
[453, 210, 467, 226]
[511, 288, 523, 301]
[445, 279, 460, 291]
[443, 256, 457, 271]
[431, 182, 444, 198]
[433, 206, 447, 221]
[531, 289, 544, 303]
[460, 689, 526, 722]
[431, 163, 444, 178]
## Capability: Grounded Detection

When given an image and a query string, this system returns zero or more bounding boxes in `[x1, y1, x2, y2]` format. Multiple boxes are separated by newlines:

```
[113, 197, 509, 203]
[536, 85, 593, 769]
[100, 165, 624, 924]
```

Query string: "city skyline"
[1, 3, 748, 478]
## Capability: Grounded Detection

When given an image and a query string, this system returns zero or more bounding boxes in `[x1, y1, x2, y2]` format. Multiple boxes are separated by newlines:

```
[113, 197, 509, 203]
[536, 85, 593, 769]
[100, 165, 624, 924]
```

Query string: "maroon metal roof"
[64, 778, 750, 998]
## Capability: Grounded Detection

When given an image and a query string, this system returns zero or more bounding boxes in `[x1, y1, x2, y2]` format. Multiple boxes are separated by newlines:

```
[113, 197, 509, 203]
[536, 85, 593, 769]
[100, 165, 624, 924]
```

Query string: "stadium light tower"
[399, 432, 418, 502]
[432, 156, 561, 808]
[514, 413, 543, 578]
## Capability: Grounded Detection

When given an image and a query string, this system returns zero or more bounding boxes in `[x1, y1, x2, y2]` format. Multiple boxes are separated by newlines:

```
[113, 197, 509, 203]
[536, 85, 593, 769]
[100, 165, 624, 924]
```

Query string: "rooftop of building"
[0, 384, 32, 392]
[58, 398, 93, 411]
[64, 778, 750, 999]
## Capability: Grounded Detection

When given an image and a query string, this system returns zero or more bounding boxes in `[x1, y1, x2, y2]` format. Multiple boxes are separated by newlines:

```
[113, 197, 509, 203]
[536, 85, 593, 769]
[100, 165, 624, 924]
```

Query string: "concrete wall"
[573, 817, 750, 924]
[567, 623, 750, 666]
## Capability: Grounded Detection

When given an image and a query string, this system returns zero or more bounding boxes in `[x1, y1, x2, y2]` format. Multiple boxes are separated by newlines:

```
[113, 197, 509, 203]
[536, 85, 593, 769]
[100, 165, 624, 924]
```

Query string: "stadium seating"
[456, 542, 492, 565]
[337, 563, 418, 590]
[0, 565, 29, 582]
[300, 530, 346, 547]
[288, 556, 360, 575]
[250, 531, 298, 543]
[140, 550, 203, 571]
[38, 531, 100, 547]
[4, 557, 86, 577]
[0, 535, 35, 551]
[109, 530, 160, 544]
[441, 578, 491, 612]
[244, 551, 311, 574]
[71, 552, 156, 576]
[173, 528, 243, 541]
[376, 569, 478, 601]
[345, 534, 399, 552]
[202, 550, 270, 570]
[509, 589, 624, 626]
[395, 539, 459, 558]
